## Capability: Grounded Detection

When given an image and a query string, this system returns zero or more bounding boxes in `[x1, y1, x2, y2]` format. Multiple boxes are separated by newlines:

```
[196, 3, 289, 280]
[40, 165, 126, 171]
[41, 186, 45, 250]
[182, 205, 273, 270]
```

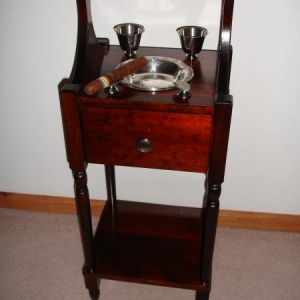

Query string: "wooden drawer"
[81, 107, 212, 173]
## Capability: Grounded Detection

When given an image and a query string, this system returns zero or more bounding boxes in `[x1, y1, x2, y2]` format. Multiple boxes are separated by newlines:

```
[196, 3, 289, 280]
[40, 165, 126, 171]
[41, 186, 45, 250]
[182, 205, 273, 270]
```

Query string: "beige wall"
[0, 0, 299, 215]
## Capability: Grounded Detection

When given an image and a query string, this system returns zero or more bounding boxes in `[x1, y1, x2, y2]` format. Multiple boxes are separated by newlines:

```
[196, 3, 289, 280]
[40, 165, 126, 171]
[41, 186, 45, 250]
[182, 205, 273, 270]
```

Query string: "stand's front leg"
[73, 170, 100, 299]
[83, 266, 100, 300]
[196, 290, 210, 300]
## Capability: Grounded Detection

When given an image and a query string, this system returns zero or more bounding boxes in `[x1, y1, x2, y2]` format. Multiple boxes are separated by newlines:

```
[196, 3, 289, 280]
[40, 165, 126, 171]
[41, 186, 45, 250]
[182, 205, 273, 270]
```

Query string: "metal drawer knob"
[137, 138, 152, 153]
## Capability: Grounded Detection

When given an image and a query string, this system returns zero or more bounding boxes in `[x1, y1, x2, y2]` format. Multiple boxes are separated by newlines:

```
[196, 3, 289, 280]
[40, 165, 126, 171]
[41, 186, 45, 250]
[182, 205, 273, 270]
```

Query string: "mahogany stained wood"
[70, 0, 105, 85]
[58, 0, 235, 299]
[81, 107, 212, 172]
[79, 46, 218, 114]
[93, 200, 209, 291]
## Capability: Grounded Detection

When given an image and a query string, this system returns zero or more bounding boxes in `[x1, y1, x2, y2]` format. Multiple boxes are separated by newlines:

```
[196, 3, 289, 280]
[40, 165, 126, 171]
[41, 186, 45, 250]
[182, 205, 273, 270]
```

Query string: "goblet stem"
[186, 54, 198, 60]
[125, 51, 137, 57]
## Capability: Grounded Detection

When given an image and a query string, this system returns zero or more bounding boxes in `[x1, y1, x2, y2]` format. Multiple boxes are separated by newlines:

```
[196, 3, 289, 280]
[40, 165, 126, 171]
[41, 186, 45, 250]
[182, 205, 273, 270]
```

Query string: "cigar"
[84, 56, 147, 95]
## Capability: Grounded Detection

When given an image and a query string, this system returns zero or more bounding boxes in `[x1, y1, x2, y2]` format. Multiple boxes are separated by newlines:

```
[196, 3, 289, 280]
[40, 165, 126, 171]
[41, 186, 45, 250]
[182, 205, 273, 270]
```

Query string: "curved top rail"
[70, 0, 105, 85]
[217, 0, 235, 95]
[218, 0, 234, 51]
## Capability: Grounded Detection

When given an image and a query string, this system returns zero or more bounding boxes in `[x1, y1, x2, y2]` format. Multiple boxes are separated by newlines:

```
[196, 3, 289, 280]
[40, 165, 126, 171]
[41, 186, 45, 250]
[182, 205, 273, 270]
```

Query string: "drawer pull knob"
[137, 138, 152, 153]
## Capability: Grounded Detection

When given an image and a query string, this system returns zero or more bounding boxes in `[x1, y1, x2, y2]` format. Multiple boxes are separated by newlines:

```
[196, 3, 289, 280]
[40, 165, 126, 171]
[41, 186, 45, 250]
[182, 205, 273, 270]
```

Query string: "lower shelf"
[93, 200, 209, 292]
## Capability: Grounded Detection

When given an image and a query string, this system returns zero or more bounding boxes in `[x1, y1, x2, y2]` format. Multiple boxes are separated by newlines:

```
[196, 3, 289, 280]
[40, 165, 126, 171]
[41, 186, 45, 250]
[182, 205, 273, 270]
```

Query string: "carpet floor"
[0, 208, 299, 300]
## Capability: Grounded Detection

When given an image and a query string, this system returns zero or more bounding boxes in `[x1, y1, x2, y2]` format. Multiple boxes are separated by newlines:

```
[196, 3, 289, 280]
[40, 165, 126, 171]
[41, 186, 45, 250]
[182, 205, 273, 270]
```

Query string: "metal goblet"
[177, 26, 208, 60]
[114, 23, 145, 58]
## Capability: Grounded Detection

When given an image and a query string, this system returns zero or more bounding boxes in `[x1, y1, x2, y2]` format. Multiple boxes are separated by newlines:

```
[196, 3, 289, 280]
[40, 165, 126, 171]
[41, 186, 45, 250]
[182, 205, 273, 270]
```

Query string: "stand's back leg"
[200, 182, 221, 284]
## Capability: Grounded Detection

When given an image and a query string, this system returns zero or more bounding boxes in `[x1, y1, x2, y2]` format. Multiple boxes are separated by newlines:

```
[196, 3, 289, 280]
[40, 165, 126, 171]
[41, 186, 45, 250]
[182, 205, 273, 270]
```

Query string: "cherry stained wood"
[81, 107, 212, 172]
[93, 200, 210, 291]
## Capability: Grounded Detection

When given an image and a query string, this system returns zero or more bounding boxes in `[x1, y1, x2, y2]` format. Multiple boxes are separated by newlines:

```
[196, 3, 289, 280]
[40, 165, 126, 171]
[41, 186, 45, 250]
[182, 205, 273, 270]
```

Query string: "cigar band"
[107, 72, 116, 84]
[98, 76, 110, 88]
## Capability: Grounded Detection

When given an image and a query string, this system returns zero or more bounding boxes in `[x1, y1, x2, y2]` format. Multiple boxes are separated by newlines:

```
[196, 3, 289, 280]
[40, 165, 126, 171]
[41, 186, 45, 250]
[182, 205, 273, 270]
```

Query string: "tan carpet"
[0, 208, 299, 300]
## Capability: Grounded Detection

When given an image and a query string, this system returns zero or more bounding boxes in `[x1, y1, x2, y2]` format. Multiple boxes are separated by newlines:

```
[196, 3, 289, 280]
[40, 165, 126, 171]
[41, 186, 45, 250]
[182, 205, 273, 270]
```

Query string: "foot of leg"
[196, 291, 210, 300]
[89, 288, 100, 300]
[83, 267, 100, 300]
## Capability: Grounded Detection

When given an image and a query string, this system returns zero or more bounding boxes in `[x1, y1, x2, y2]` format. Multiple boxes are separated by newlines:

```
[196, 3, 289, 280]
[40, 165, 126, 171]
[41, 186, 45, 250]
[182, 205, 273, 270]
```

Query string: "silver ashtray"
[115, 56, 194, 91]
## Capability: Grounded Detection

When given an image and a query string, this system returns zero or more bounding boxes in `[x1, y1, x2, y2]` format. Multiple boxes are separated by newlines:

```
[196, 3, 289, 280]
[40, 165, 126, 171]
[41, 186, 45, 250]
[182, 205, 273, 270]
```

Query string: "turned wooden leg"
[196, 291, 210, 300]
[104, 165, 117, 206]
[89, 290, 100, 300]
[73, 170, 100, 298]
[73, 170, 94, 270]
[83, 267, 100, 300]
[200, 182, 221, 285]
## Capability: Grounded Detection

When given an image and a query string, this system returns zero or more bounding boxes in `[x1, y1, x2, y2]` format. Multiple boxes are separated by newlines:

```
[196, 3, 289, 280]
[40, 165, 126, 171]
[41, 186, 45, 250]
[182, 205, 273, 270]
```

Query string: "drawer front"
[81, 107, 212, 173]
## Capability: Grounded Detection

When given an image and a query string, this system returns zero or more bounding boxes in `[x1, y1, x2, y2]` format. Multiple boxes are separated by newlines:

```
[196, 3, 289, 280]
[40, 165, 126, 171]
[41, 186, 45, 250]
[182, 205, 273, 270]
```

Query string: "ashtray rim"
[115, 56, 194, 91]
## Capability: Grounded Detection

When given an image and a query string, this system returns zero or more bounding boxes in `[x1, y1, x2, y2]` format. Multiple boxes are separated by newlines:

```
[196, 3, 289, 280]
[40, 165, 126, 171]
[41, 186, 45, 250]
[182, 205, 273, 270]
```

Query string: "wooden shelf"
[79, 46, 218, 115]
[94, 200, 209, 291]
